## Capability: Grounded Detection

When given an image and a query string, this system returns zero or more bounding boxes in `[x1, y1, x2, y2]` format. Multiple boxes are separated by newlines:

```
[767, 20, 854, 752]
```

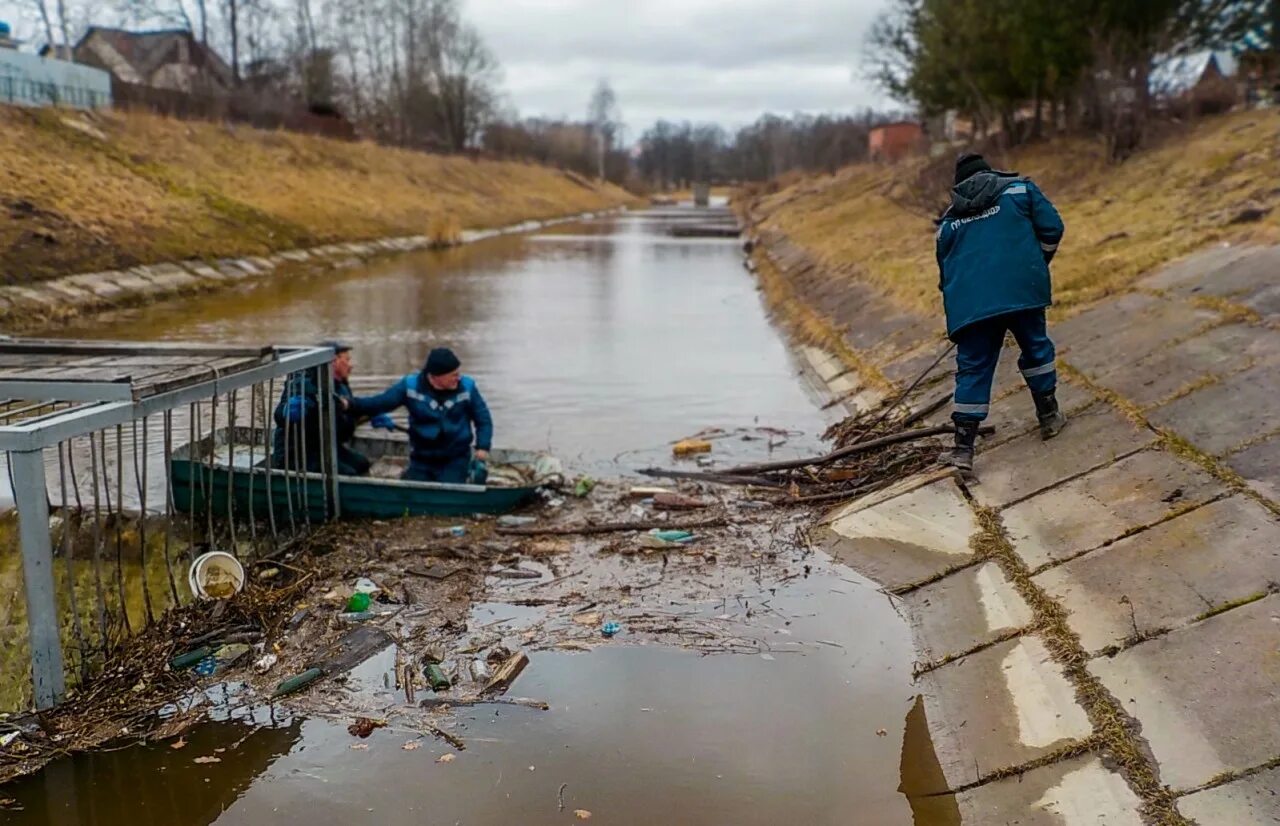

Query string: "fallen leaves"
[349, 744, 369, 751]
[436, 753, 456, 763]
[169, 737, 187, 750]
[193, 756, 221, 764]
[876, 728, 888, 737]
[347, 717, 386, 738]
[574, 810, 593, 820]
[402, 741, 421, 751]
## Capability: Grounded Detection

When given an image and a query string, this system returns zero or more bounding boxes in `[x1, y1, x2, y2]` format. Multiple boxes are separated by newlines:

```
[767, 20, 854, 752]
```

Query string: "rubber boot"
[942, 419, 979, 474]
[1033, 390, 1068, 440]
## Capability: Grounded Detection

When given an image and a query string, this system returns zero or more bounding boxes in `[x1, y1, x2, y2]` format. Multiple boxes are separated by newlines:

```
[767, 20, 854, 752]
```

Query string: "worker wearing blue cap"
[347, 347, 493, 484]
[273, 340, 393, 476]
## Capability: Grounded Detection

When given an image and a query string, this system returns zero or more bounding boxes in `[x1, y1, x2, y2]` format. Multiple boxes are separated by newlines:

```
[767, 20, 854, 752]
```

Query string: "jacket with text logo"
[935, 172, 1065, 338]
[351, 373, 493, 463]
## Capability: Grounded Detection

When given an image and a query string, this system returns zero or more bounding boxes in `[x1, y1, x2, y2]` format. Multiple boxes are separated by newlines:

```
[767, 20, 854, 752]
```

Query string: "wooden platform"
[0, 339, 277, 404]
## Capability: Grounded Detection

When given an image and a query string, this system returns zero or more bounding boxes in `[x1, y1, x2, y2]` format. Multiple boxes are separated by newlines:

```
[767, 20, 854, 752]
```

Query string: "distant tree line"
[632, 111, 907, 188]
[868, 0, 1275, 158]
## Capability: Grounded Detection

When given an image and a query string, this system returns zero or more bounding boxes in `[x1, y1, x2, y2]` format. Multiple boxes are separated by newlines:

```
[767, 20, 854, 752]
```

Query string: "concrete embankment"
[0, 105, 636, 303]
[750, 218, 1280, 823]
[0, 207, 624, 333]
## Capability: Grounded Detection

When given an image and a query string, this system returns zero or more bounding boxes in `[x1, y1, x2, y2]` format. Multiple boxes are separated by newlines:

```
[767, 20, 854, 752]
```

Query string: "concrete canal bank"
[757, 220, 1280, 824]
[0, 207, 626, 333]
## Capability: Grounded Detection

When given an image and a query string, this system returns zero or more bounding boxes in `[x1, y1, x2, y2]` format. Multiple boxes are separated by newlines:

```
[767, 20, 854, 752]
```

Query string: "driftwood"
[419, 696, 549, 710]
[483, 651, 530, 695]
[720, 425, 994, 476]
[636, 468, 783, 487]
[496, 518, 727, 537]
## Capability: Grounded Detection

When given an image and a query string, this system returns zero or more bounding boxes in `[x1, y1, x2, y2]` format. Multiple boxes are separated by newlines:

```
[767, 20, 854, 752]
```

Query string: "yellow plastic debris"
[672, 439, 712, 456]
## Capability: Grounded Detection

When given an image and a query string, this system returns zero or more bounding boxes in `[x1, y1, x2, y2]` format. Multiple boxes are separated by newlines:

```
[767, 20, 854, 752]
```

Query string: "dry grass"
[0, 106, 638, 283]
[754, 111, 1280, 318]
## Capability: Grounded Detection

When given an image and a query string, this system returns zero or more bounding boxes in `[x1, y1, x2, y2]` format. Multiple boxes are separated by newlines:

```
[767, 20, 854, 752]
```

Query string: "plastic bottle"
[424, 662, 452, 691]
[346, 592, 372, 613]
[273, 667, 323, 698]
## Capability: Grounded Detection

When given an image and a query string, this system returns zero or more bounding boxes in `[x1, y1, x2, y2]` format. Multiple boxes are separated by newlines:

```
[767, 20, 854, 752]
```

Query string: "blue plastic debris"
[602, 621, 622, 638]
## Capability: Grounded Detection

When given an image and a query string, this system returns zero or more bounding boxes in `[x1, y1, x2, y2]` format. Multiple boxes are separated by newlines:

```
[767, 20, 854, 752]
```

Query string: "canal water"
[3, 207, 952, 824]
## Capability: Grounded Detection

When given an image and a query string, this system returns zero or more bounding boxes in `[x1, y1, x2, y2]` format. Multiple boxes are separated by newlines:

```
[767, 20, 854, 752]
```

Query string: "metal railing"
[0, 344, 339, 710]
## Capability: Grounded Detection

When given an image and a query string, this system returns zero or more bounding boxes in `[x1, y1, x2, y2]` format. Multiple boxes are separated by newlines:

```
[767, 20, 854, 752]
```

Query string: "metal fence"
[0, 75, 111, 109]
[0, 342, 339, 710]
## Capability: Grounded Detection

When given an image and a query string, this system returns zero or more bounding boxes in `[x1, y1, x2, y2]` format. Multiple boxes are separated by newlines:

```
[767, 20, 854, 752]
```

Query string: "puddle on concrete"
[900, 695, 963, 825]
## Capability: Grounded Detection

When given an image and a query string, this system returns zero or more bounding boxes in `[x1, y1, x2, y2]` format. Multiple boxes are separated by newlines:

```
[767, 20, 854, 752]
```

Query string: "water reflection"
[56, 210, 828, 477]
[10, 718, 302, 825]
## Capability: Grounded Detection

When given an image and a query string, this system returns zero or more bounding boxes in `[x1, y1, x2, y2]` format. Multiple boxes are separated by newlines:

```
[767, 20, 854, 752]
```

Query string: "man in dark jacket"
[348, 347, 493, 485]
[935, 153, 1067, 472]
[272, 341, 393, 476]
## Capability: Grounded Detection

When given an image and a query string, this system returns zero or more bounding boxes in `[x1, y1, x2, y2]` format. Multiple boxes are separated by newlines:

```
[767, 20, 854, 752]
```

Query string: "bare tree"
[586, 79, 620, 179]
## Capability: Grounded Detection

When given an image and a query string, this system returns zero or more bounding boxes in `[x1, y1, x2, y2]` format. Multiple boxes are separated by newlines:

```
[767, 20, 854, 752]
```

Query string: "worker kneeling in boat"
[346, 347, 493, 484]
[273, 340, 393, 476]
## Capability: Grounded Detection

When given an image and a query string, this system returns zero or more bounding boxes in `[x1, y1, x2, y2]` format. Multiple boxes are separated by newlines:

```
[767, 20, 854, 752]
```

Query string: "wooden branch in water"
[721, 425, 993, 476]
[496, 518, 727, 537]
[419, 696, 549, 710]
[636, 468, 783, 487]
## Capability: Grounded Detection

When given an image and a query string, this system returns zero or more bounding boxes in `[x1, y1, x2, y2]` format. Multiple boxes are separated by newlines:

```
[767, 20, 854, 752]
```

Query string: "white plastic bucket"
[188, 551, 246, 600]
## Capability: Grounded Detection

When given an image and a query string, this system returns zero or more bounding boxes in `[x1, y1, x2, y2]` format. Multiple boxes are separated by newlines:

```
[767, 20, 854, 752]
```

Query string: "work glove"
[468, 458, 488, 485]
[370, 414, 397, 431]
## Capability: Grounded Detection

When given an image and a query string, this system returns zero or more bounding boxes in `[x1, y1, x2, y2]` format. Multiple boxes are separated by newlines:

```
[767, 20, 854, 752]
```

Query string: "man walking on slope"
[936, 152, 1068, 473]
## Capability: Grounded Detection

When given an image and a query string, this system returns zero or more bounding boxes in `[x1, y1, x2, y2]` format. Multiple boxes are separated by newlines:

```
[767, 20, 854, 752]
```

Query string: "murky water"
[57, 207, 826, 475]
[2, 207, 952, 824]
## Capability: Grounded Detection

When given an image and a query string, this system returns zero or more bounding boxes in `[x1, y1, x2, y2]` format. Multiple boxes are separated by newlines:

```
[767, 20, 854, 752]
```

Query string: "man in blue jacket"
[935, 153, 1067, 473]
[347, 347, 494, 484]
[273, 341, 394, 476]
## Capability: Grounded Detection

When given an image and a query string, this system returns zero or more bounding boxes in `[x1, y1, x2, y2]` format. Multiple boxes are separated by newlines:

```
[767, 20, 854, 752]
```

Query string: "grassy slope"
[0, 106, 637, 284]
[753, 111, 1280, 321]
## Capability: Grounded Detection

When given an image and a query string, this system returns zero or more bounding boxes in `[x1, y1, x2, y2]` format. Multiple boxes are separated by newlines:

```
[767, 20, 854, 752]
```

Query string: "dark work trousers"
[951, 308, 1056, 423]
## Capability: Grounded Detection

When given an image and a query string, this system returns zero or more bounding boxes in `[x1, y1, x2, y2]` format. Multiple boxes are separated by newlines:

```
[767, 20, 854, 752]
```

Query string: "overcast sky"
[0, 0, 898, 134]
[467, 0, 896, 134]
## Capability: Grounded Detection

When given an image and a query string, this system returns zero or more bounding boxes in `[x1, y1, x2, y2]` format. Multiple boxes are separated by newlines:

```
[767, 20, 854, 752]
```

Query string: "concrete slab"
[38, 279, 97, 306]
[213, 260, 253, 280]
[184, 263, 228, 281]
[1092, 323, 1280, 409]
[278, 249, 311, 262]
[1063, 297, 1219, 381]
[921, 635, 1092, 789]
[828, 373, 860, 395]
[245, 256, 275, 272]
[1147, 360, 1280, 456]
[1036, 496, 1280, 652]
[1171, 246, 1280, 306]
[103, 270, 154, 292]
[1227, 436, 1280, 505]
[1002, 449, 1226, 570]
[902, 562, 1033, 662]
[1053, 294, 1161, 355]
[983, 380, 1096, 448]
[881, 339, 954, 388]
[971, 404, 1156, 508]
[131, 264, 201, 291]
[61, 272, 127, 300]
[1178, 766, 1280, 825]
[1243, 283, 1280, 320]
[802, 346, 845, 383]
[1138, 243, 1257, 292]
[956, 755, 1143, 826]
[1089, 594, 1280, 791]
[823, 477, 976, 590]
[0, 285, 61, 310]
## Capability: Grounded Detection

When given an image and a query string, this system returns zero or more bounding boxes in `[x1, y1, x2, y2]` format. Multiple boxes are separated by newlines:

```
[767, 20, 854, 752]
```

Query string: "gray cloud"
[468, 0, 896, 132]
